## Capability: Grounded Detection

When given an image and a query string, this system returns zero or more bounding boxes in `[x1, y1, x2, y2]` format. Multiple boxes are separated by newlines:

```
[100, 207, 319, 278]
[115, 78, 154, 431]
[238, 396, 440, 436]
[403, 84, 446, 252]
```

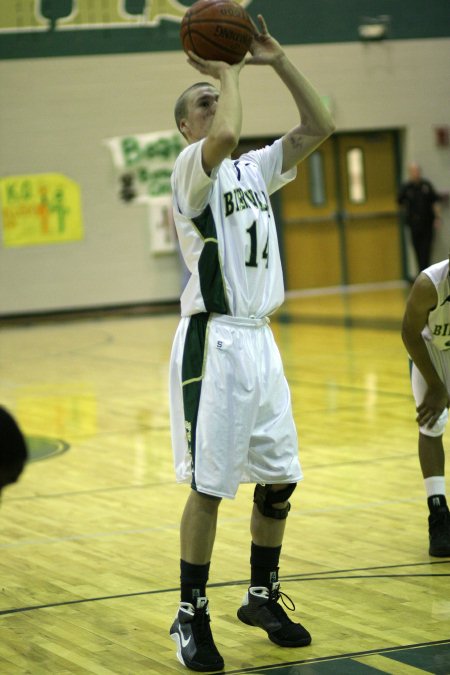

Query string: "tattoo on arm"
[288, 131, 304, 150]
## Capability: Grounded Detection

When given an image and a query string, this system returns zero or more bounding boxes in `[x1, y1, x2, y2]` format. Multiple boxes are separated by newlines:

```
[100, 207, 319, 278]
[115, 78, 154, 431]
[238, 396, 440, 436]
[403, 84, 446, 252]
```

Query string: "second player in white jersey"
[402, 256, 450, 558]
[421, 258, 450, 350]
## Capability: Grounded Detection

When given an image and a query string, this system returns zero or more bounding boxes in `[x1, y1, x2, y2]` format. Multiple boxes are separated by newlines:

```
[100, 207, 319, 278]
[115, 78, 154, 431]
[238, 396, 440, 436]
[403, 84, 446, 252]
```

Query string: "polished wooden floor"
[1, 284, 449, 675]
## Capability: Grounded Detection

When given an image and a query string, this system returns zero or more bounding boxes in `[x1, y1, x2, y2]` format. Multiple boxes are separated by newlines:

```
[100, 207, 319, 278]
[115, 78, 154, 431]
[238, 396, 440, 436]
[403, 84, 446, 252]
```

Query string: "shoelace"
[271, 586, 296, 613]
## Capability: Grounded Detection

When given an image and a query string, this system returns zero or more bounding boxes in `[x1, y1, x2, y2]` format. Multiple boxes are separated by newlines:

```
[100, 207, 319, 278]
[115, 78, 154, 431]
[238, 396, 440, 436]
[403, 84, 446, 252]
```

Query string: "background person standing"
[398, 162, 442, 275]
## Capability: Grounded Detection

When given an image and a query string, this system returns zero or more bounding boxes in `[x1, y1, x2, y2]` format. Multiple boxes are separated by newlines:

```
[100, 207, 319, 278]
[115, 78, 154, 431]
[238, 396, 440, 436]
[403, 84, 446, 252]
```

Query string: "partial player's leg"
[418, 433, 450, 557]
[169, 315, 225, 671]
[180, 489, 220, 564]
[170, 490, 224, 672]
[237, 483, 312, 647]
[411, 359, 450, 557]
[237, 324, 310, 646]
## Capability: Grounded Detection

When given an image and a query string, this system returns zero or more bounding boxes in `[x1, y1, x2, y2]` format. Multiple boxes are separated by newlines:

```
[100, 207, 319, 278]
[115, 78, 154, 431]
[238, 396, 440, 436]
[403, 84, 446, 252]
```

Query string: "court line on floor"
[286, 376, 412, 400]
[0, 495, 432, 548]
[0, 496, 428, 548]
[285, 280, 408, 299]
[282, 558, 450, 578]
[276, 313, 403, 332]
[3, 462, 422, 502]
[221, 638, 450, 674]
[1, 561, 448, 617]
[3, 479, 177, 502]
[0, 329, 115, 363]
[305, 452, 418, 470]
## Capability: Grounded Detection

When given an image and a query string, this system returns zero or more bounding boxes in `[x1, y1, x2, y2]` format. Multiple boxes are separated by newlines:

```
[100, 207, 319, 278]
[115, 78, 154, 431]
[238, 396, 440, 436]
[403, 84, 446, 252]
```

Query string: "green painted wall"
[1, 0, 449, 60]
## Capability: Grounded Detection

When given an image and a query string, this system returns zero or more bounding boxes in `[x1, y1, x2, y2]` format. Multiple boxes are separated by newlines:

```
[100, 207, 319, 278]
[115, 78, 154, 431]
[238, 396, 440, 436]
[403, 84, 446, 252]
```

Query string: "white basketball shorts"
[169, 313, 302, 499]
[411, 340, 450, 437]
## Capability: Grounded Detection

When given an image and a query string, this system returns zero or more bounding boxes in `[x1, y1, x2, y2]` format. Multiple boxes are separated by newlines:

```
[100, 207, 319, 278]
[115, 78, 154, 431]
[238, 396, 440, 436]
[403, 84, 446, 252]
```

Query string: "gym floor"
[0, 284, 449, 674]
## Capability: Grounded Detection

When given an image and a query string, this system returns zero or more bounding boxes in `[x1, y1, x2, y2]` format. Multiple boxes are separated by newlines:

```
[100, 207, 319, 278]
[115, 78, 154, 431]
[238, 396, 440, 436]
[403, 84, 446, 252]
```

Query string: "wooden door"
[282, 138, 341, 289]
[337, 132, 401, 284]
[282, 131, 402, 290]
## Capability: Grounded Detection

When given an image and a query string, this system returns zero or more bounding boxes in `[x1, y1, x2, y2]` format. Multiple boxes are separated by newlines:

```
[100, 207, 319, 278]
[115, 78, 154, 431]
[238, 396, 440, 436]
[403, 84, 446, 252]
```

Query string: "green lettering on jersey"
[245, 189, 257, 207]
[255, 191, 269, 212]
[224, 191, 234, 216]
[235, 188, 247, 211]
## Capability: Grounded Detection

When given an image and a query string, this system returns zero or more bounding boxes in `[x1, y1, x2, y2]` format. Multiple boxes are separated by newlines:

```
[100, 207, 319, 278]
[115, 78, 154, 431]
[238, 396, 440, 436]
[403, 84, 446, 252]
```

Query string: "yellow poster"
[0, 173, 83, 247]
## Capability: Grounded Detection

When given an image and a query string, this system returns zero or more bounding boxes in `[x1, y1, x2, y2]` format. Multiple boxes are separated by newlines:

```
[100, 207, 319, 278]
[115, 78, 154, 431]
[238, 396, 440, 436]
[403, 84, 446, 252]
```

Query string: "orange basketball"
[180, 0, 254, 65]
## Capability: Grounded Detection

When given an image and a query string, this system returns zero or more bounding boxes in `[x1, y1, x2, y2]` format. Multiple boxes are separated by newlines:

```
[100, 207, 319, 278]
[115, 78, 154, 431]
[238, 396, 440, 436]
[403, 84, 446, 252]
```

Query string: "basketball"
[180, 0, 254, 65]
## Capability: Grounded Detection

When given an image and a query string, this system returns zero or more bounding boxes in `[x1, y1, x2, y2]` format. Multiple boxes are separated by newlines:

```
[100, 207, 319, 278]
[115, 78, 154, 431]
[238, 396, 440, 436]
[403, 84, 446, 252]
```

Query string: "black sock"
[180, 559, 210, 604]
[428, 494, 448, 512]
[250, 542, 282, 588]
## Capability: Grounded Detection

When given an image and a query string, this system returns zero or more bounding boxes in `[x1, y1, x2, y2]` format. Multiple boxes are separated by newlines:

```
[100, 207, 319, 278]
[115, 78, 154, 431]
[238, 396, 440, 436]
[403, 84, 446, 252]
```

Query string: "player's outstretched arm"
[247, 15, 335, 172]
[186, 51, 244, 173]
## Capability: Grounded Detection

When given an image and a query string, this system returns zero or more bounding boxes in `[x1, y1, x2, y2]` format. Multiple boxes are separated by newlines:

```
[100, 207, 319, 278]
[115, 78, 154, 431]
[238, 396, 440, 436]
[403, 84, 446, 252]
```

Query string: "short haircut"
[174, 81, 215, 134]
[0, 406, 28, 490]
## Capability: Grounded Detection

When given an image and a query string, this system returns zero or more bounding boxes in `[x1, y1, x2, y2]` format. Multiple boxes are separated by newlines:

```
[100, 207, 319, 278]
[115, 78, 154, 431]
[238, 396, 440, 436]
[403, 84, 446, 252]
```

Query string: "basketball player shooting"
[169, 13, 335, 672]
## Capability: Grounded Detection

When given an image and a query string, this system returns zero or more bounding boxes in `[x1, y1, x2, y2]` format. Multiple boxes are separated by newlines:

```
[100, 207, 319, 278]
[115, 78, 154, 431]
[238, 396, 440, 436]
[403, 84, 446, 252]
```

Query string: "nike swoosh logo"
[179, 627, 191, 649]
[440, 294, 450, 305]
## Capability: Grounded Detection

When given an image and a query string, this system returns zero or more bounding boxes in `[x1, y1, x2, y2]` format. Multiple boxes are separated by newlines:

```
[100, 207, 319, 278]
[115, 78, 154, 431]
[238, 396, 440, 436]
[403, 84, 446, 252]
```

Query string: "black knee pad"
[253, 483, 297, 520]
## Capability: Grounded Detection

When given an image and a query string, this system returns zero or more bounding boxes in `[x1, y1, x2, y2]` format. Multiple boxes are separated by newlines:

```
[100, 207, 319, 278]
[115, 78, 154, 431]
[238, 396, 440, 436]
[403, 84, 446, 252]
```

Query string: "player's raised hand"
[187, 50, 245, 78]
[246, 15, 284, 65]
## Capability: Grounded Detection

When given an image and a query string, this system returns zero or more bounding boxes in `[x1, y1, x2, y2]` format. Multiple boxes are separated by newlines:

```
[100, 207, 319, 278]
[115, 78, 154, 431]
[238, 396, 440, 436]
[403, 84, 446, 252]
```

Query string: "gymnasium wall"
[1, 1, 449, 315]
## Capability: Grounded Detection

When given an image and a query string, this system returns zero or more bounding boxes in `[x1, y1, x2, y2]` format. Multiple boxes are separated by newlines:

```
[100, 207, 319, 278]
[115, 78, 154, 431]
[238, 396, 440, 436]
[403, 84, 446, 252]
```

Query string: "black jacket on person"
[398, 179, 440, 233]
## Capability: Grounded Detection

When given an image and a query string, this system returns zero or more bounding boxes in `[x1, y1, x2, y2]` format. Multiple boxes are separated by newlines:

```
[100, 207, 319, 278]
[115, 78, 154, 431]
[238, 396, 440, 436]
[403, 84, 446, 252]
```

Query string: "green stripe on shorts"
[182, 313, 210, 490]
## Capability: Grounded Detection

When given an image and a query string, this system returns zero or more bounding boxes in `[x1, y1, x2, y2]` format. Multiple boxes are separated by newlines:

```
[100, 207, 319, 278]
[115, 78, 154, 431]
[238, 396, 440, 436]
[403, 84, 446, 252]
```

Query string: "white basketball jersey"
[422, 259, 450, 350]
[171, 138, 296, 319]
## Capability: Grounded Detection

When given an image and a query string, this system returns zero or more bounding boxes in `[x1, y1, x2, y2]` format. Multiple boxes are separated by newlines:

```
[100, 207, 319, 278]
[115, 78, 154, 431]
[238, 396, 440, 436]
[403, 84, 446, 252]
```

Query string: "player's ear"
[179, 118, 189, 139]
